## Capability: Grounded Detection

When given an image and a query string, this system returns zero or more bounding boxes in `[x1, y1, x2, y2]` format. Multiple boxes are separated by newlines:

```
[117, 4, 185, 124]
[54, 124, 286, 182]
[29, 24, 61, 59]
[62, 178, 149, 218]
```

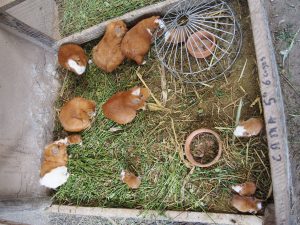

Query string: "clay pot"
[186, 31, 216, 58]
[184, 128, 222, 167]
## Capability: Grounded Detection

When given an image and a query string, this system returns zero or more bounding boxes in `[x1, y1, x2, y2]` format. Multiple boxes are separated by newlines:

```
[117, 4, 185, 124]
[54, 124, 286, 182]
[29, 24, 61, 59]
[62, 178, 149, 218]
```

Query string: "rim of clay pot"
[186, 31, 216, 59]
[184, 128, 222, 167]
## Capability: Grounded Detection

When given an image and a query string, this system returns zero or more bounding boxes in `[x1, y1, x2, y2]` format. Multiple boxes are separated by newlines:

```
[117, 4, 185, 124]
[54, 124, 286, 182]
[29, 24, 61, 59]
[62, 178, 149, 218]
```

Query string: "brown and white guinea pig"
[121, 170, 141, 189]
[58, 43, 88, 75]
[233, 117, 264, 137]
[102, 87, 150, 125]
[59, 97, 96, 132]
[121, 16, 161, 65]
[92, 20, 128, 72]
[40, 142, 68, 177]
[231, 195, 262, 214]
[232, 181, 257, 196]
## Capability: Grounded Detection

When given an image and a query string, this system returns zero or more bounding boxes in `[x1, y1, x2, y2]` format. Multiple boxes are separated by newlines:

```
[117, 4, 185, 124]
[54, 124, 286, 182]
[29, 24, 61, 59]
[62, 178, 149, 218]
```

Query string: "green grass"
[56, 0, 161, 36]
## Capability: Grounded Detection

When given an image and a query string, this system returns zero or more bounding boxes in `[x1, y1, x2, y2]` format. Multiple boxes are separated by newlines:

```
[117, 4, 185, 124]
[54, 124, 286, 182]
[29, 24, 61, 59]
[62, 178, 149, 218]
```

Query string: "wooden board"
[0, 11, 56, 52]
[54, 0, 180, 49]
[247, 0, 292, 224]
[0, 0, 25, 11]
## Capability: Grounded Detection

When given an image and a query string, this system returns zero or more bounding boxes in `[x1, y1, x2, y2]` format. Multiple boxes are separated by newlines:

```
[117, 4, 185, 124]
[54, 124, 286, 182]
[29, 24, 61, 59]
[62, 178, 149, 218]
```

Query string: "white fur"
[146, 28, 153, 36]
[39, 166, 69, 189]
[88, 59, 93, 64]
[232, 185, 243, 193]
[68, 59, 86, 75]
[257, 202, 262, 210]
[155, 19, 166, 29]
[120, 170, 126, 181]
[132, 88, 141, 96]
[54, 138, 68, 145]
[233, 125, 246, 137]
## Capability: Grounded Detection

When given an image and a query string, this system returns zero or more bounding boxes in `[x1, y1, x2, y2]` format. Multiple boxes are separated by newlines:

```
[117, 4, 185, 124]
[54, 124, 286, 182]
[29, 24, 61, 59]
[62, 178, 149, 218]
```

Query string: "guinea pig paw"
[88, 59, 93, 64]
[141, 60, 147, 65]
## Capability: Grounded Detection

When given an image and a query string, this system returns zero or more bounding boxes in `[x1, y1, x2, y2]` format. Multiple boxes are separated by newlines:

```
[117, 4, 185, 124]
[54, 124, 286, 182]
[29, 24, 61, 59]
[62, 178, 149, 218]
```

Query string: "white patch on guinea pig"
[232, 185, 243, 193]
[164, 31, 171, 42]
[68, 59, 86, 75]
[146, 28, 153, 36]
[39, 166, 69, 189]
[120, 170, 126, 181]
[54, 138, 68, 145]
[155, 19, 166, 29]
[233, 125, 247, 137]
[132, 88, 141, 96]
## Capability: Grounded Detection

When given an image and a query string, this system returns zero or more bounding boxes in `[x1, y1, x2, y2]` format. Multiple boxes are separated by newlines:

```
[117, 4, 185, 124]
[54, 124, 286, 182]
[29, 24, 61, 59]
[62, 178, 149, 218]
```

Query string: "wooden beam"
[54, 0, 180, 49]
[0, 11, 56, 52]
[247, 0, 292, 224]
[0, 0, 25, 11]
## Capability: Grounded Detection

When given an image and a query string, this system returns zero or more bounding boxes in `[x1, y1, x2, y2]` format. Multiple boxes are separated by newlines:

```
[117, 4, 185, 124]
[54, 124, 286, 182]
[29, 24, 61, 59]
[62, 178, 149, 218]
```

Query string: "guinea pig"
[231, 195, 262, 214]
[102, 87, 150, 125]
[234, 118, 264, 137]
[121, 170, 141, 189]
[59, 97, 96, 132]
[40, 142, 68, 177]
[58, 43, 88, 75]
[121, 16, 161, 65]
[92, 20, 128, 72]
[232, 181, 257, 196]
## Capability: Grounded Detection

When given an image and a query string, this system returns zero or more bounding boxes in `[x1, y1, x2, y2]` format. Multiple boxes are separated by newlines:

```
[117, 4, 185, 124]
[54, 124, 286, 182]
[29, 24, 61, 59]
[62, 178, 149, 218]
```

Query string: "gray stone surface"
[0, 0, 59, 200]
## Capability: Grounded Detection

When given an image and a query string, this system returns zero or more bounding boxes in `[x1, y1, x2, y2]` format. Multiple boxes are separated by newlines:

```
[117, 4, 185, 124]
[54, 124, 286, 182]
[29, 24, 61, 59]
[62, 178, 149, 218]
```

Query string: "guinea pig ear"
[51, 146, 59, 155]
[131, 87, 141, 96]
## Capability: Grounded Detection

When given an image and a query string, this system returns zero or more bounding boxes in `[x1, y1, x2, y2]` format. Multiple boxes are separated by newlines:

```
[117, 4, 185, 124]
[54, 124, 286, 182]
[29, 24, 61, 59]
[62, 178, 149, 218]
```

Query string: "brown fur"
[240, 118, 264, 136]
[121, 16, 160, 65]
[232, 181, 257, 196]
[121, 170, 141, 189]
[102, 87, 150, 125]
[67, 134, 82, 145]
[40, 142, 68, 177]
[58, 43, 88, 74]
[92, 20, 128, 72]
[231, 195, 262, 213]
[59, 97, 96, 132]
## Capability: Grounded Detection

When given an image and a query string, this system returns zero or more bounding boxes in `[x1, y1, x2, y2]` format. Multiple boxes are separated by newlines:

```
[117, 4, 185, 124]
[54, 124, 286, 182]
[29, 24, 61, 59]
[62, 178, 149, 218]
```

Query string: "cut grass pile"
[56, 0, 161, 36]
[54, 0, 271, 213]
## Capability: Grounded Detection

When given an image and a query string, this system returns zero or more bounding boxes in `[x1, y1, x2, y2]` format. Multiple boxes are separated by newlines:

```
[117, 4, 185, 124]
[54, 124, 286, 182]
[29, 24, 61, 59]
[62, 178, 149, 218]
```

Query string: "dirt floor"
[53, 0, 271, 214]
[265, 0, 300, 223]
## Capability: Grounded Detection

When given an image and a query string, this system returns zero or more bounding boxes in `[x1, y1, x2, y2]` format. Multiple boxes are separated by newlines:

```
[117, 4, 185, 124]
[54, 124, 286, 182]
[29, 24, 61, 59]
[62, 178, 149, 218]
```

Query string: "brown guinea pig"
[58, 43, 88, 75]
[121, 170, 141, 189]
[234, 117, 264, 137]
[92, 20, 128, 72]
[231, 195, 262, 214]
[102, 87, 150, 125]
[121, 16, 160, 65]
[59, 97, 96, 132]
[40, 142, 68, 177]
[231, 181, 257, 196]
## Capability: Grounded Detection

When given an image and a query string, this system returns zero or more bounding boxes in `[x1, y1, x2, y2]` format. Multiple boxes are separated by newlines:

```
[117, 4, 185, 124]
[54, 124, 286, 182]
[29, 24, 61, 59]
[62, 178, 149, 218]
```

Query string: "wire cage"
[154, 0, 242, 84]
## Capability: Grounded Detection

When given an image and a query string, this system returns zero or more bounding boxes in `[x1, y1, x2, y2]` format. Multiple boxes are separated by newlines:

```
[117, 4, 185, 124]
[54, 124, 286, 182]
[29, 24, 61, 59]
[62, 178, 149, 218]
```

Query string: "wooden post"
[0, 11, 56, 52]
[248, 0, 292, 224]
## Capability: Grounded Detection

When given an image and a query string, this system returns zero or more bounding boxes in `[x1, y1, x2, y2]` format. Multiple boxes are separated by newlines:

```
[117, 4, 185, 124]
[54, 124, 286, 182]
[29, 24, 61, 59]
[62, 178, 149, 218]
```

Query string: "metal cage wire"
[154, 0, 242, 84]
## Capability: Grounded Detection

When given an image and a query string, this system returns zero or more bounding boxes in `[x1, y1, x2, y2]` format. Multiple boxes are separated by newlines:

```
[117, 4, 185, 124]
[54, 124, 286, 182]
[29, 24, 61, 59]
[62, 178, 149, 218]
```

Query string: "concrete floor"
[0, 0, 59, 200]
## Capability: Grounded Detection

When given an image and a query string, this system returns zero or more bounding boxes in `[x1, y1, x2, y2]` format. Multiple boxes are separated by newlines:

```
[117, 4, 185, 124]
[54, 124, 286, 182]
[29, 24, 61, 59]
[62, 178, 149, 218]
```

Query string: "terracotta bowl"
[186, 31, 216, 59]
[184, 128, 222, 167]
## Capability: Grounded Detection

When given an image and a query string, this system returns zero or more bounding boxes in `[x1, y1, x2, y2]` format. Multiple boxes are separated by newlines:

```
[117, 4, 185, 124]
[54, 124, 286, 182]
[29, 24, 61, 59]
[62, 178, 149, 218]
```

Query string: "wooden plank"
[0, 0, 25, 11]
[48, 205, 263, 225]
[0, 11, 56, 52]
[247, 0, 292, 224]
[54, 0, 180, 49]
